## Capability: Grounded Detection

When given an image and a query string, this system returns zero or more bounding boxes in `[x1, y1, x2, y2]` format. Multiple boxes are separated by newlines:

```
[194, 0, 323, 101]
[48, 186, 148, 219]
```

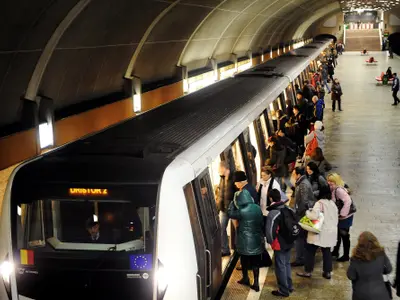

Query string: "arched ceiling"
[1, 0, 346, 132]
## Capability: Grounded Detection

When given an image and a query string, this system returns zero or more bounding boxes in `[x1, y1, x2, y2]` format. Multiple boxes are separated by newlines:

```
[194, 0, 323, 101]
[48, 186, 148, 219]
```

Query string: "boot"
[332, 233, 341, 258]
[237, 267, 250, 286]
[251, 268, 260, 292]
[337, 233, 350, 262]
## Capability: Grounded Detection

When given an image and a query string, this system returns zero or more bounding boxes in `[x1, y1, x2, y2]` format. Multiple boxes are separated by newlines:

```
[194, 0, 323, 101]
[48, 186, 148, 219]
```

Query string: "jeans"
[220, 211, 230, 254]
[322, 79, 331, 92]
[304, 243, 332, 273]
[274, 249, 293, 296]
[295, 228, 306, 264]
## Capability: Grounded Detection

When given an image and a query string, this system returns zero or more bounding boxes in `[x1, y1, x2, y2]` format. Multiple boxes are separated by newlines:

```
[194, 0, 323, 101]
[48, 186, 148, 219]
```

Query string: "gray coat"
[294, 175, 315, 218]
[347, 254, 392, 300]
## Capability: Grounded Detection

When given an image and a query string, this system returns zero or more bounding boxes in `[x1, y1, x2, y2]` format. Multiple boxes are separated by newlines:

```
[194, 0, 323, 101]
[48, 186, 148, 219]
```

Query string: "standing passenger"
[331, 78, 343, 112]
[327, 173, 354, 262]
[228, 189, 264, 292]
[392, 73, 399, 106]
[266, 189, 295, 297]
[347, 232, 393, 300]
[296, 186, 338, 279]
[312, 95, 324, 122]
[217, 162, 238, 257]
[233, 171, 259, 205]
[292, 167, 315, 267]
[266, 137, 287, 190]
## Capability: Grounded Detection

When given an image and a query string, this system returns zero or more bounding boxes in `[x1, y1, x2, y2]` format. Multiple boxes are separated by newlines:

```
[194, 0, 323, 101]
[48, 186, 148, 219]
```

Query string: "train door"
[192, 172, 221, 299]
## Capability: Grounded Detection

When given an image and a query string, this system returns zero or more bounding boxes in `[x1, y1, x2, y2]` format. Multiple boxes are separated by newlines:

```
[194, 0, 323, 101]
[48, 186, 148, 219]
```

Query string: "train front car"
[0, 156, 168, 300]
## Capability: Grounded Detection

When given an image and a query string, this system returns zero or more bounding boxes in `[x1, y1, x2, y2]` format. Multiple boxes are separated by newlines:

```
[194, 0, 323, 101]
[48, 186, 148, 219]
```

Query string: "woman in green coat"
[228, 189, 264, 292]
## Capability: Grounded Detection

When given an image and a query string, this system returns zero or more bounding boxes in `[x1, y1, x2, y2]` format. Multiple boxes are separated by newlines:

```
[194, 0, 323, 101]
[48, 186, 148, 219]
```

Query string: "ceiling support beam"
[125, 0, 181, 78]
[24, 0, 92, 101]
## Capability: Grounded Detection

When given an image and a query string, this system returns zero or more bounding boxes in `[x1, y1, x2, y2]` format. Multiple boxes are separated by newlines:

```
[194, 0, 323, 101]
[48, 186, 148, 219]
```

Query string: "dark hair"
[296, 91, 303, 96]
[311, 147, 324, 161]
[270, 136, 283, 150]
[352, 232, 385, 261]
[86, 218, 98, 229]
[304, 80, 309, 84]
[394, 73, 397, 77]
[276, 109, 284, 118]
[293, 105, 300, 111]
[319, 185, 332, 200]
[307, 161, 320, 176]
[294, 167, 305, 176]
[268, 189, 281, 203]
[295, 84, 299, 89]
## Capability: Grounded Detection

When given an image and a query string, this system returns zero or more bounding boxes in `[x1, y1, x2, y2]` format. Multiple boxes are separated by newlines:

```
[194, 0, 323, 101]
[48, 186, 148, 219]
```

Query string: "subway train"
[0, 39, 331, 300]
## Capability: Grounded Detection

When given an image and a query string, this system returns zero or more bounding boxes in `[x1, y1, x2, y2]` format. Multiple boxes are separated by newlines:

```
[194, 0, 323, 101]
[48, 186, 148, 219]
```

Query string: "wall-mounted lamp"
[39, 122, 54, 149]
[133, 93, 141, 113]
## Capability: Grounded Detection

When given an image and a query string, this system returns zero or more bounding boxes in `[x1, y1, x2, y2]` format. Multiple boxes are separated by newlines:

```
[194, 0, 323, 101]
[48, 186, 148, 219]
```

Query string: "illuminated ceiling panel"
[340, 0, 400, 12]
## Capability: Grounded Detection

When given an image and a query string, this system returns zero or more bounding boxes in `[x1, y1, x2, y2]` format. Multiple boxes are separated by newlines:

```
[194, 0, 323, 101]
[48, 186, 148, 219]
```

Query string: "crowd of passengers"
[217, 44, 400, 299]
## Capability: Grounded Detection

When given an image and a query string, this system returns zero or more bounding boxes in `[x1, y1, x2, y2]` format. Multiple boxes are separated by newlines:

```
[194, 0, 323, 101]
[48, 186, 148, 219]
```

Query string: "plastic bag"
[299, 213, 324, 233]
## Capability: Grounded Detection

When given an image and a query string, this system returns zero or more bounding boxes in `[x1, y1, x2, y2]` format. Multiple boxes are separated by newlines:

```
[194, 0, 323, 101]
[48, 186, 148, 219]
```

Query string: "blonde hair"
[326, 173, 345, 187]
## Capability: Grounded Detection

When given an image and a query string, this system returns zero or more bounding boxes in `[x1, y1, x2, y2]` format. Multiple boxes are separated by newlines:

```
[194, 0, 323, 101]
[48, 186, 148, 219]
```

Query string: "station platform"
[222, 51, 400, 299]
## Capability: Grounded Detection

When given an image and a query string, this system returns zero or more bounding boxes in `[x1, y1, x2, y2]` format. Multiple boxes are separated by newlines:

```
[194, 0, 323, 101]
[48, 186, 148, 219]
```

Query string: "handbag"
[298, 203, 324, 233]
[305, 133, 318, 157]
[260, 247, 272, 267]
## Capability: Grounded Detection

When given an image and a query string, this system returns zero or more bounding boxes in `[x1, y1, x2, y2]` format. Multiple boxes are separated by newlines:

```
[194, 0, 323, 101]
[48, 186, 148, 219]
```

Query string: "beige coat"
[306, 199, 338, 248]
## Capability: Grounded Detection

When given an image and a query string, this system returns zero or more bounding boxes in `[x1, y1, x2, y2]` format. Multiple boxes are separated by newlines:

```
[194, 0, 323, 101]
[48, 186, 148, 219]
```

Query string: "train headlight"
[0, 261, 13, 284]
[156, 260, 168, 300]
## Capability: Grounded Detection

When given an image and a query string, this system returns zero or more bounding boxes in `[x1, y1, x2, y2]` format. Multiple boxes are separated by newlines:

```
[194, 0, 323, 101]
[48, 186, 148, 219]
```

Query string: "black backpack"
[279, 206, 300, 243]
[284, 146, 297, 164]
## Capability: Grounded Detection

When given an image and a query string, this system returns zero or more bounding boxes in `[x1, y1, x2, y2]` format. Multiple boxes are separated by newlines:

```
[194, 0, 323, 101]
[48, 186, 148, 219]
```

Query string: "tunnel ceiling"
[1, 0, 345, 131]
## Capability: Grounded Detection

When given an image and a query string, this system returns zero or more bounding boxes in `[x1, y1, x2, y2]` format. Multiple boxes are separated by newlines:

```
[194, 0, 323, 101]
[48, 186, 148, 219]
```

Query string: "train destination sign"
[69, 188, 109, 196]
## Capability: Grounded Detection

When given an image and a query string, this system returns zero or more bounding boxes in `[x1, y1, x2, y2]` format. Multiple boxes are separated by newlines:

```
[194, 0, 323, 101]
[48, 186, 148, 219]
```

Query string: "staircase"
[345, 29, 381, 51]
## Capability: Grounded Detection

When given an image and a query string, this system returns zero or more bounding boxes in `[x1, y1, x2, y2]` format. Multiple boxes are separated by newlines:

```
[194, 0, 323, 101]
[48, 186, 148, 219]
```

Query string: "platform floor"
[222, 51, 400, 300]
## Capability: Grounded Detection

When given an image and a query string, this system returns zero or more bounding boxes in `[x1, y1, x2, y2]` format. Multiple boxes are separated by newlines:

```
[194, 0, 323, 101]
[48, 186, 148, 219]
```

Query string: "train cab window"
[16, 199, 154, 254]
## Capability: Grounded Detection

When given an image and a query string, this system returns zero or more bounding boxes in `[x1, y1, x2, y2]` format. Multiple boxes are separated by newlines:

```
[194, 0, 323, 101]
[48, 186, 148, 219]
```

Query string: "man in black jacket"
[217, 162, 237, 256]
[392, 73, 399, 106]
[395, 241, 400, 296]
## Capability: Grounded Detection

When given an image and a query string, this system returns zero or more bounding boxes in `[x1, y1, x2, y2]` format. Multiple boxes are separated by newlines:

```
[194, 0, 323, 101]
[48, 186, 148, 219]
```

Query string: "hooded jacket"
[227, 189, 264, 256]
[313, 99, 324, 121]
[265, 202, 294, 251]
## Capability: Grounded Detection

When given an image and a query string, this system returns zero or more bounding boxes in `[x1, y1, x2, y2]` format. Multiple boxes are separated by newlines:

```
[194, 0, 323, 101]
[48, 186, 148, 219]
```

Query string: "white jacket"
[306, 199, 338, 248]
[257, 178, 287, 216]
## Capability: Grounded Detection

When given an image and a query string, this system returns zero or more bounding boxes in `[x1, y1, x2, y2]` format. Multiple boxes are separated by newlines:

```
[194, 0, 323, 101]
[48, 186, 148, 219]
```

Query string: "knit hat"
[233, 171, 247, 182]
[315, 121, 323, 131]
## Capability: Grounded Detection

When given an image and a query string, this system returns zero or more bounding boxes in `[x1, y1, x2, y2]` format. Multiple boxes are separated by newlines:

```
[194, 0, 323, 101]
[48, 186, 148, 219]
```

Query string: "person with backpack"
[292, 167, 316, 267]
[277, 130, 296, 192]
[257, 166, 286, 217]
[228, 189, 264, 292]
[296, 185, 338, 280]
[327, 173, 355, 262]
[266, 189, 297, 297]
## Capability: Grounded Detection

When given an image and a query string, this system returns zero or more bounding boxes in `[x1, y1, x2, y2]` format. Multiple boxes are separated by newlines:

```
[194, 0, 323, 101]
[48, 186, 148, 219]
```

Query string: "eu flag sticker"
[130, 254, 153, 271]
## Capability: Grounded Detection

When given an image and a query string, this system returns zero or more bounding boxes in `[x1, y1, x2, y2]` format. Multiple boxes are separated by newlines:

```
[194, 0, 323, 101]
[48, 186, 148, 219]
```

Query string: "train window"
[232, 140, 245, 172]
[199, 176, 218, 237]
[277, 97, 283, 110]
[16, 199, 154, 254]
[208, 154, 221, 189]
[268, 104, 277, 132]
[259, 113, 269, 141]
[248, 124, 261, 182]
[242, 128, 258, 185]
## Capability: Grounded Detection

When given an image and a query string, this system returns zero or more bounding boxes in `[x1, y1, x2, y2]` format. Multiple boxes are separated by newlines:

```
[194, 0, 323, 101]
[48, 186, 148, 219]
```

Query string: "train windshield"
[16, 199, 155, 255]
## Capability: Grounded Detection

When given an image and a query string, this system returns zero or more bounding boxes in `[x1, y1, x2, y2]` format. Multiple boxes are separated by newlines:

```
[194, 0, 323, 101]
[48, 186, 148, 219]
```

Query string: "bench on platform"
[375, 76, 393, 85]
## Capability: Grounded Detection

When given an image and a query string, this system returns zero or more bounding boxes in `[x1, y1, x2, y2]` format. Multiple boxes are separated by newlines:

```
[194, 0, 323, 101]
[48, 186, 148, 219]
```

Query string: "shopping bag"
[298, 213, 324, 233]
